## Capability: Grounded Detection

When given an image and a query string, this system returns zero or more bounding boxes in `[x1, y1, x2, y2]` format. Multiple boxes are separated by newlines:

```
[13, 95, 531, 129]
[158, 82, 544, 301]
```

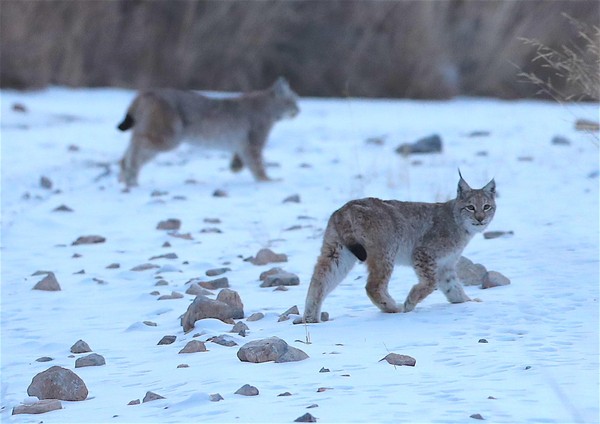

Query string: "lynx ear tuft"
[483, 178, 496, 196]
[457, 170, 471, 198]
[273, 77, 291, 93]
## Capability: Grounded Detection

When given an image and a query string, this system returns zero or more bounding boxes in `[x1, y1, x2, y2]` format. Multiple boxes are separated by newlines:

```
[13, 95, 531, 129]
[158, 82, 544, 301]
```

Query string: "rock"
[246, 312, 265, 322]
[181, 290, 244, 332]
[143, 321, 157, 326]
[142, 391, 165, 403]
[482, 271, 511, 289]
[12, 102, 27, 112]
[259, 267, 285, 281]
[208, 335, 238, 347]
[283, 194, 301, 203]
[295, 412, 317, 422]
[278, 392, 292, 396]
[213, 189, 228, 197]
[70, 340, 92, 354]
[158, 335, 177, 345]
[483, 231, 514, 239]
[168, 231, 194, 240]
[40, 176, 53, 189]
[157, 219, 181, 230]
[130, 263, 160, 271]
[319, 367, 330, 373]
[282, 305, 300, 316]
[157, 291, 184, 300]
[27, 366, 88, 401]
[33, 272, 61, 291]
[12, 399, 62, 415]
[128, 399, 140, 405]
[237, 337, 309, 363]
[260, 272, 300, 288]
[307, 404, 319, 409]
[209, 393, 224, 402]
[53, 204, 73, 212]
[456, 256, 487, 286]
[478, 339, 489, 343]
[36, 357, 53, 362]
[551, 135, 571, 145]
[467, 130, 490, 137]
[149, 252, 178, 260]
[247, 248, 288, 265]
[231, 321, 249, 335]
[177, 364, 189, 368]
[379, 353, 416, 367]
[396, 134, 442, 155]
[162, 241, 172, 248]
[72, 235, 105, 245]
[199, 277, 230, 290]
[206, 267, 231, 277]
[575, 118, 600, 132]
[185, 283, 213, 296]
[106, 263, 120, 269]
[470, 413, 485, 420]
[75, 353, 106, 368]
[155, 280, 168, 286]
[235, 384, 259, 396]
[204, 218, 221, 224]
[200, 227, 222, 234]
[366, 135, 386, 145]
[179, 340, 207, 353]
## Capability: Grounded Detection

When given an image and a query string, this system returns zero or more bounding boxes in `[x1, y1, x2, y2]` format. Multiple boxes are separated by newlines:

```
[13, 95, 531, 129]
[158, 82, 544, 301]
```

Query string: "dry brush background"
[1, 0, 598, 99]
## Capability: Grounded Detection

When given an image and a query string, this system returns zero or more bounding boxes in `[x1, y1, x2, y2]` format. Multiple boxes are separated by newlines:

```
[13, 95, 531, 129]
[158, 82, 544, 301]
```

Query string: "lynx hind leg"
[303, 230, 357, 323]
[365, 255, 403, 313]
[403, 249, 437, 312]
[119, 138, 157, 187]
[437, 266, 471, 304]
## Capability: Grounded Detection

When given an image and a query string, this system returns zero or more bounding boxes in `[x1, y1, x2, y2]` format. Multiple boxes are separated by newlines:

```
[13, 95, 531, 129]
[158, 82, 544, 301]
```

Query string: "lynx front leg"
[404, 249, 437, 312]
[119, 139, 157, 187]
[303, 242, 356, 323]
[437, 266, 471, 304]
[365, 256, 403, 313]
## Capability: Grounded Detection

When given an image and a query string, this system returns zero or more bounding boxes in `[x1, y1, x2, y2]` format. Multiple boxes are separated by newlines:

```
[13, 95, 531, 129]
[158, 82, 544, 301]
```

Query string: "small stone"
[235, 384, 259, 396]
[74, 269, 85, 275]
[213, 189, 228, 197]
[456, 256, 487, 286]
[12, 399, 62, 415]
[177, 364, 189, 368]
[366, 135, 386, 145]
[551, 135, 571, 145]
[317, 387, 332, 392]
[168, 231, 194, 240]
[142, 391, 165, 403]
[231, 321, 249, 335]
[396, 134, 442, 155]
[12, 102, 27, 112]
[185, 283, 213, 296]
[130, 263, 160, 271]
[157, 219, 181, 230]
[517, 156, 533, 162]
[106, 263, 120, 269]
[319, 367, 330, 373]
[470, 413, 485, 420]
[278, 315, 290, 322]
[179, 340, 207, 353]
[259, 267, 285, 281]
[27, 366, 88, 401]
[278, 392, 292, 396]
[70, 339, 92, 354]
[482, 271, 511, 289]
[53, 204, 73, 212]
[181, 290, 244, 332]
[261, 272, 300, 288]
[483, 231, 514, 239]
[379, 353, 416, 367]
[157, 291, 184, 300]
[247, 248, 288, 265]
[72, 235, 105, 245]
[246, 312, 265, 322]
[199, 277, 230, 290]
[201, 227, 222, 234]
[158, 335, 177, 345]
[143, 321, 157, 326]
[488, 396, 497, 400]
[237, 337, 308, 363]
[205, 267, 231, 277]
[294, 412, 317, 422]
[93, 278, 108, 285]
[149, 252, 178, 260]
[204, 218, 221, 224]
[151, 190, 168, 197]
[75, 353, 106, 368]
[320, 312, 329, 322]
[467, 130, 490, 137]
[36, 357, 53, 362]
[209, 335, 238, 347]
[478, 339, 489, 343]
[162, 241, 172, 248]
[33, 272, 61, 291]
[128, 399, 140, 405]
[155, 280, 169, 286]
[307, 404, 319, 409]
[40, 176, 53, 189]
[283, 194, 301, 203]
[282, 305, 300, 317]
[209, 393, 224, 402]
[72, 253, 82, 258]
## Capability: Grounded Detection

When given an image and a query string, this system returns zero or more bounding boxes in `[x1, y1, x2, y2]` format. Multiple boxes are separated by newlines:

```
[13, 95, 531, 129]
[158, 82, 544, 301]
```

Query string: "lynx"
[302, 173, 496, 323]
[117, 77, 299, 186]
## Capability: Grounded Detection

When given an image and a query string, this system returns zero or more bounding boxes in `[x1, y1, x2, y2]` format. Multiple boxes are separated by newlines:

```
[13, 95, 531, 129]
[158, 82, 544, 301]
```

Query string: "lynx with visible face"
[117, 77, 299, 186]
[302, 174, 496, 323]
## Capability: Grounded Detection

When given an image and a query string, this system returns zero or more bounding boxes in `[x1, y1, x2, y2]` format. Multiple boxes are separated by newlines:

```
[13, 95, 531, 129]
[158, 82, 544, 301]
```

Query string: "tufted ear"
[457, 170, 471, 198]
[483, 178, 496, 196]
[273, 77, 290, 94]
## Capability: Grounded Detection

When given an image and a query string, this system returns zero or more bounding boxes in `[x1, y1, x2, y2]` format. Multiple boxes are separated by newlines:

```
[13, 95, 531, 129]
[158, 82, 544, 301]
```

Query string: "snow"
[1, 87, 598, 423]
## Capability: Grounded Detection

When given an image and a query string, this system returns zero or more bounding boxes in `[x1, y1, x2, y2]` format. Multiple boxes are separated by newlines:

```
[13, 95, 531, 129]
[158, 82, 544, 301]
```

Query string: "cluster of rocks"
[456, 256, 511, 289]
[181, 288, 244, 332]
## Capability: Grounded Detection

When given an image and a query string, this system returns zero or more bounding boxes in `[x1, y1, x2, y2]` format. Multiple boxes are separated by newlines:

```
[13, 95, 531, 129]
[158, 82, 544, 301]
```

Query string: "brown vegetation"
[1, 0, 598, 99]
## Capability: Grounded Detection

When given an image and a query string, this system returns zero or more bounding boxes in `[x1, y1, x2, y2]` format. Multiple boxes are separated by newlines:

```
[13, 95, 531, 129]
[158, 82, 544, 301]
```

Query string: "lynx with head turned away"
[117, 77, 299, 186]
[302, 174, 496, 323]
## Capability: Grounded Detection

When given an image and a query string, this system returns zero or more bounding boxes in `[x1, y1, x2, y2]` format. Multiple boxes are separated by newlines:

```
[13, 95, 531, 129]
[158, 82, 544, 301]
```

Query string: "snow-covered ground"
[1, 88, 598, 423]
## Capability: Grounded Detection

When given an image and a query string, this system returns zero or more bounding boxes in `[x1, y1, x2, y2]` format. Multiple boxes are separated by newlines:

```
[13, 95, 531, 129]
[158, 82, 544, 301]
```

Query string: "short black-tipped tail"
[348, 243, 367, 262]
[117, 114, 134, 131]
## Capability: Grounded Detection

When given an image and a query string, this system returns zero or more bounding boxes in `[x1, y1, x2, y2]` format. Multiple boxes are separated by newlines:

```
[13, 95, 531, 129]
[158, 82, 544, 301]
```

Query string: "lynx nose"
[475, 213, 485, 223]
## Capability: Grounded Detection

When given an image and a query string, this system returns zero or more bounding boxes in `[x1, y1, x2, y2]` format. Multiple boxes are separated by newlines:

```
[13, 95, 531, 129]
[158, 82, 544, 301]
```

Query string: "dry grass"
[1, 0, 598, 99]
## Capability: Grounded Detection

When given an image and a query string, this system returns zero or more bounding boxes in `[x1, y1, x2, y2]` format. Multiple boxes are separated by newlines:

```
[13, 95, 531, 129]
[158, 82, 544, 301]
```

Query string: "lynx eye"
[483, 204, 492, 211]
[465, 205, 476, 212]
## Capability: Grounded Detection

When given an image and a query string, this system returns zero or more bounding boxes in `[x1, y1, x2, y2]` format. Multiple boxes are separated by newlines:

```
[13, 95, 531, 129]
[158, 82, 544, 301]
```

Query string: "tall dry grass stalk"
[519, 14, 600, 102]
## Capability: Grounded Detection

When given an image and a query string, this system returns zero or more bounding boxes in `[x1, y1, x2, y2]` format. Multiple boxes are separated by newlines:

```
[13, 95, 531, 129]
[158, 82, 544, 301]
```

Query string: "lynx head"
[269, 77, 300, 119]
[455, 172, 496, 233]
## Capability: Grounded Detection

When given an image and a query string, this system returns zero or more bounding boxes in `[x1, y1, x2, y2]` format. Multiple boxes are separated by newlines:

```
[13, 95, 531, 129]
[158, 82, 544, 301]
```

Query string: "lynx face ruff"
[303, 175, 496, 322]
[117, 77, 299, 186]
